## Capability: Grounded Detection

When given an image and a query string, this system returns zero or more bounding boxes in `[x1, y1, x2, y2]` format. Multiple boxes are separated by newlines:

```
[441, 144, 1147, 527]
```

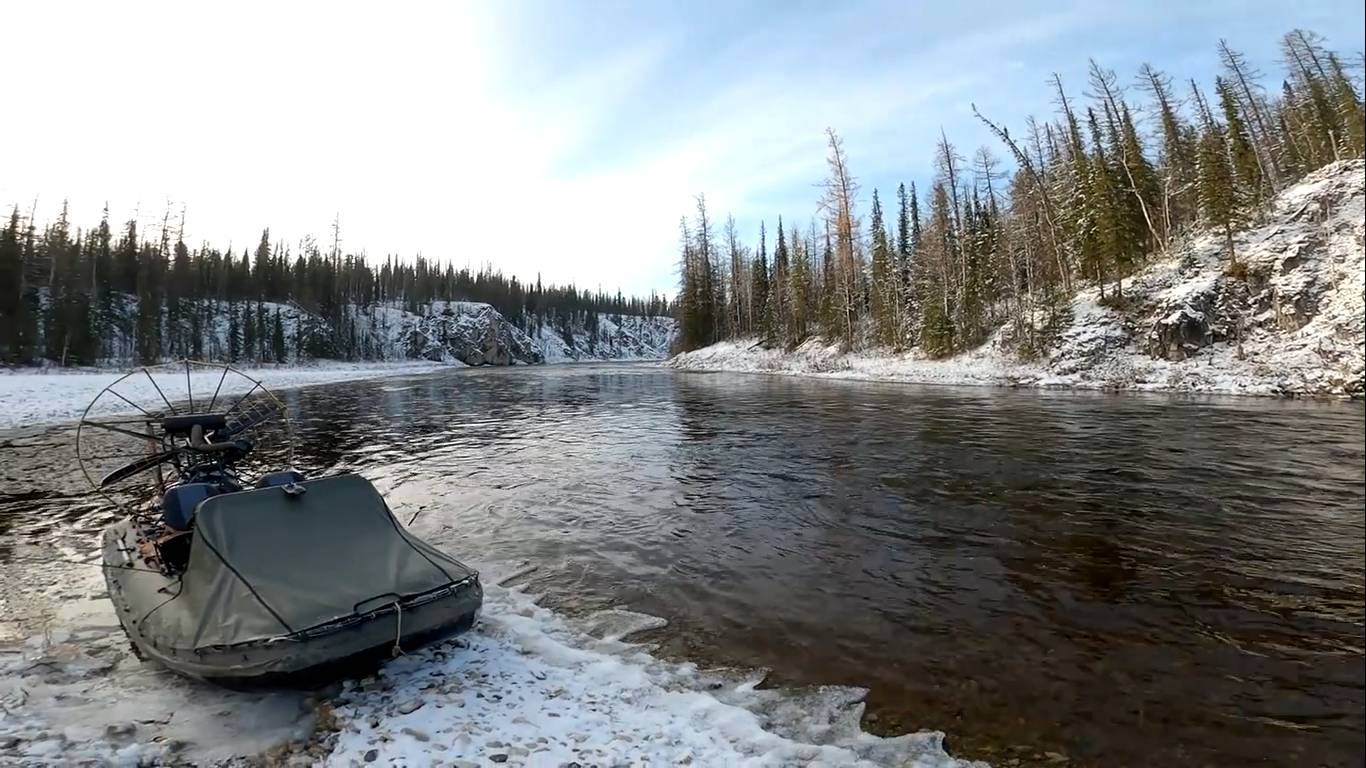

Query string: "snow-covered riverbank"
[0, 554, 981, 768]
[670, 161, 1365, 399]
[0, 361, 453, 430]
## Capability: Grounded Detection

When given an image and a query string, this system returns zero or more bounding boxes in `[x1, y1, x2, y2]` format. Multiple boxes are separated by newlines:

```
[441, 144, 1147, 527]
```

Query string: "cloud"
[2, 0, 1360, 297]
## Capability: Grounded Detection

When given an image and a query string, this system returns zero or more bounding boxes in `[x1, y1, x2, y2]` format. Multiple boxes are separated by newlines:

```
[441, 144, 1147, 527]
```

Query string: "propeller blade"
[100, 449, 180, 488]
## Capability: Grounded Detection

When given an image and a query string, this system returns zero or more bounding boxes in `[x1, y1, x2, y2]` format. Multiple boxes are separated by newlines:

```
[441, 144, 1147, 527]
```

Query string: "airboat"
[77, 361, 482, 686]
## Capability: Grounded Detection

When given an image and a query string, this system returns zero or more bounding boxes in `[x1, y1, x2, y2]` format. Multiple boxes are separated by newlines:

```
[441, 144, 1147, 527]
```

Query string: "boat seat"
[256, 470, 306, 489]
[162, 483, 219, 530]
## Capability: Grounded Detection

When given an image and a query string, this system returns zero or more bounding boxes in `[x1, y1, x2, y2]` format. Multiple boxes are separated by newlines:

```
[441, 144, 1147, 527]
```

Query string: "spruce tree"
[868, 189, 897, 346]
[751, 221, 770, 340]
[1193, 81, 1240, 264]
[1216, 76, 1265, 208]
[1326, 52, 1365, 157]
[771, 217, 790, 344]
[0, 209, 24, 362]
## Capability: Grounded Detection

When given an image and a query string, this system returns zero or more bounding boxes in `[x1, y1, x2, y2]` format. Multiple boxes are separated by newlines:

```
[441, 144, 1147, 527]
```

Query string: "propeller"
[99, 449, 183, 488]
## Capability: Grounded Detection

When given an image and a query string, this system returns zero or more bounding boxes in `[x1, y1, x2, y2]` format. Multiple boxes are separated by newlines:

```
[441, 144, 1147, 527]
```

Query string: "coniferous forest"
[675, 30, 1364, 357]
[0, 209, 671, 367]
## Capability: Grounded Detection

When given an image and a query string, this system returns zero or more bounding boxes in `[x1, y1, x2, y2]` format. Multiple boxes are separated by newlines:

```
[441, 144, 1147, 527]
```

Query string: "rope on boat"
[391, 601, 406, 657]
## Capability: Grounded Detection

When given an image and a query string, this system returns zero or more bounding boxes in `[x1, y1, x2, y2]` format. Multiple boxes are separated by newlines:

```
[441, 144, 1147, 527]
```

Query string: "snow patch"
[0, 361, 449, 430]
[323, 563, 981, 768]
[0, 558, 980, 767]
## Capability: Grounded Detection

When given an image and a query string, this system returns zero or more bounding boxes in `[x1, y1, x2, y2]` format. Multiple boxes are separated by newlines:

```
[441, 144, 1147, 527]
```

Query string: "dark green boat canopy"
[152, 473, 475, 650]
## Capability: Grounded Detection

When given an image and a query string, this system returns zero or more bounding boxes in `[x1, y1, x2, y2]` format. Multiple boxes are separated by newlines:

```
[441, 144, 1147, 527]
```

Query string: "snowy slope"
[671, 160, 1366, 398]
[13, 296, 676, 369]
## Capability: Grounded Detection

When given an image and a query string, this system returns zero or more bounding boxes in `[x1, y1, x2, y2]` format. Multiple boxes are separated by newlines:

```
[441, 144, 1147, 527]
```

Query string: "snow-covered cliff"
[44, 298, 676, 369]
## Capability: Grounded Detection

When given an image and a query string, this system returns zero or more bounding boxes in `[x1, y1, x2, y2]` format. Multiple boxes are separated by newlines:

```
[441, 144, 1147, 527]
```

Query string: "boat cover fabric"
[166, 473, 474, 649]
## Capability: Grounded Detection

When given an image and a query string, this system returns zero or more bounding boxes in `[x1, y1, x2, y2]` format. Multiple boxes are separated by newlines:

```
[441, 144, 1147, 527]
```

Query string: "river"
[1, 364, 1362, 766]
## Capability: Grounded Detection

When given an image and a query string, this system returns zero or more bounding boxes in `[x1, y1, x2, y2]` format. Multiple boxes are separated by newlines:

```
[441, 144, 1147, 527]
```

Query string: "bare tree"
[818, 128, 861, 347]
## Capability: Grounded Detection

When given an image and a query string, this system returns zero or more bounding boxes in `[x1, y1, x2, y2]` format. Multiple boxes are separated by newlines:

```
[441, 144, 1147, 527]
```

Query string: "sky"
[2, 1, 1362, 299]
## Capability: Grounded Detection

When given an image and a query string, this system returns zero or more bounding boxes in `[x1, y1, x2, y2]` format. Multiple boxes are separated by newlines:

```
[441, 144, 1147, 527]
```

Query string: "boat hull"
[102, 519, 482, 687]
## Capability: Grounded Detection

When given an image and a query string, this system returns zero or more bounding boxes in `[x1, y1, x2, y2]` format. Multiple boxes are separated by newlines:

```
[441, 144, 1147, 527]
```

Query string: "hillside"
[670, 160, 1365, 398]
[20, 297, 676, 369]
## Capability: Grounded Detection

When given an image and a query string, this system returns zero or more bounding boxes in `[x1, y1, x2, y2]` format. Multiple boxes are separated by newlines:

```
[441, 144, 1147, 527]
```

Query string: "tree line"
[0, 211, 671, 366]
[676, 29, 1364, 357]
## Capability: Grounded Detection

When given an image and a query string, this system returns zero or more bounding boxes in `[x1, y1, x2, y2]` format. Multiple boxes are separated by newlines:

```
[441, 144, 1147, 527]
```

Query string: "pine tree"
[751, 221, 770, 340]
[788, 224, 811, 344]
[1139, 64, 1197, 241]
[1216, 76, 1266, 208]
[868, 189, 897, 346]
[918, 182, 956, 356]
[771, 217, 790, 344]
[1326, 52, 1365, 157]
[242, 303, 256, 362]
[903, 183, 922, 342]
[1192, 81, 1240, 264]
[0, 209, 24, 362]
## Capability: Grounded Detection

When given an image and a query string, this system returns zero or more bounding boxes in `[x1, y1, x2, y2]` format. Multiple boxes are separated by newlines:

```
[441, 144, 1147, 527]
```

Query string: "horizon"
[2, 0, 1361, 300]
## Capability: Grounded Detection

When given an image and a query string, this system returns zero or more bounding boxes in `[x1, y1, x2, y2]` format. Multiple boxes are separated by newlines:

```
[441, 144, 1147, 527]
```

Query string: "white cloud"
[5, 1, 1355, 297]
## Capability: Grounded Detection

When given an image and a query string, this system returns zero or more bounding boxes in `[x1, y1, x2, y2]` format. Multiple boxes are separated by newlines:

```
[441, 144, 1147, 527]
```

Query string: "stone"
[401, 727, 431, 743]
[103, 723, 136, 739]
[396, 698, 425, 715]
[489, 754, 509, 764]
[363, 748, 379, 763]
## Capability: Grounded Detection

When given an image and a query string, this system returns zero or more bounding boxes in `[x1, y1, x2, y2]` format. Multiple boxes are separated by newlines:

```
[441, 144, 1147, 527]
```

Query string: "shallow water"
[2, 364, 1363, 766]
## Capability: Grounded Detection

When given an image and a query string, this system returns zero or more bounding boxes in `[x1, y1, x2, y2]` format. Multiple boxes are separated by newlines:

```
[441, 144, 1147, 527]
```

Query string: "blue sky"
[2, 1, 1361, 297]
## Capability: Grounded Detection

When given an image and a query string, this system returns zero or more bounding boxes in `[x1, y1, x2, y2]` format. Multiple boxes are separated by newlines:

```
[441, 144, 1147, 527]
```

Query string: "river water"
[1, 364, 1362, 766]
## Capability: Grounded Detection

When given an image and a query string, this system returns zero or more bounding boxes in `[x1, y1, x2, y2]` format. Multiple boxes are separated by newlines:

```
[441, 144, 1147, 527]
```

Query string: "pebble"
[401, 727, 431, 742]
[363, 748, 379, 763]
[489, 754, 509, 764]
[396, 698, 425, 715]
[103, 723, 137, 739]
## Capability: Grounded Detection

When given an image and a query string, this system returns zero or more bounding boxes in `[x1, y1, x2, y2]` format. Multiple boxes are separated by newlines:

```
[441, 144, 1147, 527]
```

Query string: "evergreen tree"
[771, 217, 790, 344]
[0, 209, 25, 363]
[1326, 52, 1365, 157]
[751, 221, 770, 339]
[1192, 81, 1240, 264]
[1216, 76, 1266, 208]
[868, 189, 897, 346]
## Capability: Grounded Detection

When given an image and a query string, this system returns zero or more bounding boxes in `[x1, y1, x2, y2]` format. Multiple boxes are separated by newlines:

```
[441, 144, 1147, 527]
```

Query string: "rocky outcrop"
[382, 302, 545, 365]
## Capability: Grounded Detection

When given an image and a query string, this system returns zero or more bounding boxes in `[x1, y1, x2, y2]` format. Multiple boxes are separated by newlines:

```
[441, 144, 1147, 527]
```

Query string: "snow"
[527, 313, 677, 364]
[670, 160, 1366, 398]
[0, 361, 450, 430]
[0, 543, 317, 766]
[323, 563, 980, 768]
[0, 555, 981, 767]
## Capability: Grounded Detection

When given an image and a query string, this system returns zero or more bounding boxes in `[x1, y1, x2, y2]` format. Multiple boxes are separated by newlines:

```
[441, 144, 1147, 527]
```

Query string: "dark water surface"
[2, 364, 1363, 766]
